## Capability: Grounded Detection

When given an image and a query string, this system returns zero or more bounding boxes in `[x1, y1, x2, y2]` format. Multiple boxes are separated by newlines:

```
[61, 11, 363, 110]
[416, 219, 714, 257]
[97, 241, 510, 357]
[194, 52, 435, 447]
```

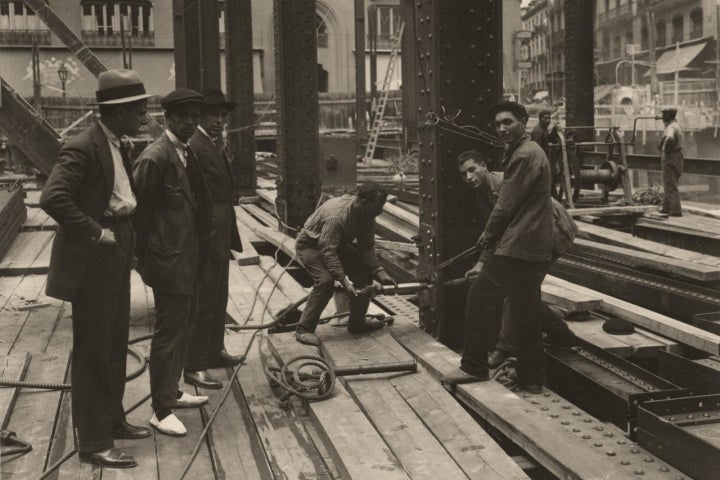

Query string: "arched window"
[316, 14, 328, 48]
[690, 8, 703, 39]
[671, 15, 684, 43]
[656, 20, 666, 47]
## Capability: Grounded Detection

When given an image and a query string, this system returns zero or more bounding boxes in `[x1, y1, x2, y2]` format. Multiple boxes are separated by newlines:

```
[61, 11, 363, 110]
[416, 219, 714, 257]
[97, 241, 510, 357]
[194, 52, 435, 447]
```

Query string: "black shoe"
[183, 370, 223, 389]
[440, 367, 489, 385]
[347, 317, 386, 334]
[114, 420, 151, 439]
[488, 349, 513, 369]
[79, 448, 137, 469]
[512, 384, 543, 394]
[209, 350, 245, 368]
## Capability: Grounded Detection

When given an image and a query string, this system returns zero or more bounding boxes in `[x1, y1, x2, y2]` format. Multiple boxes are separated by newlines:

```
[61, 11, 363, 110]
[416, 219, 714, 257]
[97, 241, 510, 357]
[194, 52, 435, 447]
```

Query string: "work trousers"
[495, 300, 576, 354]
[71, 219, 134, 453]
[462, 255, 550, 386]
[185, 258, 230, 372]
[150, 287, 197, 412]
[662, 151, 684, 215]
[296, 244, 372, 334]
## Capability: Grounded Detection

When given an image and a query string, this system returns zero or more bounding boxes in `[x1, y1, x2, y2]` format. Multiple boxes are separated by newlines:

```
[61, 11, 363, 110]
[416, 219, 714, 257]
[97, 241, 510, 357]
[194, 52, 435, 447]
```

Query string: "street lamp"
[57, 63, 68, 99]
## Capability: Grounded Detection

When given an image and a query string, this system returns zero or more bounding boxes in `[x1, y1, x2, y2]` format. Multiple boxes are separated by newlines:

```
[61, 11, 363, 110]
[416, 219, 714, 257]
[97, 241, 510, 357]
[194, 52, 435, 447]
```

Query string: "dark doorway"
[317, 64, 328, 92]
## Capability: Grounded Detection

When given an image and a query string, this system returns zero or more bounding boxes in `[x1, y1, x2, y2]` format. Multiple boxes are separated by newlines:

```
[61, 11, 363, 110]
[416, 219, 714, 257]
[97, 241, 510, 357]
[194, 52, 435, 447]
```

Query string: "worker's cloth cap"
[489, 101, 529, 122]
[201, 88, 237, 111]
[661, 106, 678, 113]
[93, 69, 152, 105]
[160, 88, 205, 110]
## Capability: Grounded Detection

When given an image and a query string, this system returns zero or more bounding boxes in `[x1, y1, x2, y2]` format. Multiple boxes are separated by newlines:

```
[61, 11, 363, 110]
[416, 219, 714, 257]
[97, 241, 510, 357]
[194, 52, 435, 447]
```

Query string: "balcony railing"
[81, 30, 155, 47]
[0, 29, 51, 45]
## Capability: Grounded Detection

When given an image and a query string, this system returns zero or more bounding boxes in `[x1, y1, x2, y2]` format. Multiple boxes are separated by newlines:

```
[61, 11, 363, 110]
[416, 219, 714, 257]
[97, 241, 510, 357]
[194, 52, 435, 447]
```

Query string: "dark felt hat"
[201, 88, 237, 111]
[488, 101, 529, 122]
[92, 69, 152, 105]
[160, 88, 204, 110]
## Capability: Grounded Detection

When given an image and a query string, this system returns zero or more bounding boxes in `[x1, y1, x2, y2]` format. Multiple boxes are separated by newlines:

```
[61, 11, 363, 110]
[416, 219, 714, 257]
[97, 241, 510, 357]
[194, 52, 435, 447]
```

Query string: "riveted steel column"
[564, 0, 594, 141]
[173, 0, 201, 89]
[400, 0, 418, 151]
[199, 0, 221, 89]
[273, 0, 320, 232]
[225, 0, 256, 196]
[415, 0, 503, 346]
[354, 0, 367, 155]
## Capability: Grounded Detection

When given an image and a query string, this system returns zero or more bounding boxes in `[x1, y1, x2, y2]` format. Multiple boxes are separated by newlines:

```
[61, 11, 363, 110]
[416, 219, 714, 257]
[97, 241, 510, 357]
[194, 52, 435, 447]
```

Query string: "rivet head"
[621, 460, 630, 466]
[606, 451, 616, 456]
[634, 470, 644, 475]
[561, 420, 569, 425]
[582, 434, 591, 439]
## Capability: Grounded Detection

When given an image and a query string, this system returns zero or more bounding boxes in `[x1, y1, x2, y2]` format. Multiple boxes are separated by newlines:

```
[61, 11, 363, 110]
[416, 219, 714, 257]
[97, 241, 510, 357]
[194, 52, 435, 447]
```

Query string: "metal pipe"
[333, 360, 417, 376]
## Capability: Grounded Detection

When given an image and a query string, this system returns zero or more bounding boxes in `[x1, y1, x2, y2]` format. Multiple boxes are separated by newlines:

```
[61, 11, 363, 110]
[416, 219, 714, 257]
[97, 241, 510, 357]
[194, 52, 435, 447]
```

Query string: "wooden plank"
[540, 282, 603, 312]
[233, 225, 261, 265]
[386, 316, 686, 480]
[235, 337, 335, 479]
[546, 275, 720, 355]
[576, 222, 720, 268]
[375, 239, 418, 254]
[0, 352, 31, 428]
[24, 190, 41, 207]
[265, 333, 411, 480]
[567, 205, 658, 217]
[382, 201, 420, 229]
[684, 201, 720, 219]
[0, 231, 54, 275]
[22, 207, 57, 231]
[317, 328, 527, 480]
[573, 237, 720, 281]
[568, 317, 680, 358]
[0, 275, 51, 357]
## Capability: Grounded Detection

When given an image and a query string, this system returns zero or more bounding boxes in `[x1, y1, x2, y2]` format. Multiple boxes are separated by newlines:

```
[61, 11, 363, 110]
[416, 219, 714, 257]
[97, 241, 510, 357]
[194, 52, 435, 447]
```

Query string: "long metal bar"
[354, 0, 366, 155]
[400, 0, 418, 153]
[273, 0, 320, 232]
[582, 151, 720, 177]
[225, 0, 256, 196]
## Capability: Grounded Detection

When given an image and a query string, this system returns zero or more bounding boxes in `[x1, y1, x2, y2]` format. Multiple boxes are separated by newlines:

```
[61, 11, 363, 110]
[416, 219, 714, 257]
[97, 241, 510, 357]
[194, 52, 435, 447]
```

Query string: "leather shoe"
[487, 349, 514, 369]
[295, 331, 320, 346]
[347, 317, 386, 334]
[114, 420, 151, 439]
[210, 350, 245, 367]
[79, 448, 137, 468]
[184, 370, 222, 389]
[440, 367, 489, 385]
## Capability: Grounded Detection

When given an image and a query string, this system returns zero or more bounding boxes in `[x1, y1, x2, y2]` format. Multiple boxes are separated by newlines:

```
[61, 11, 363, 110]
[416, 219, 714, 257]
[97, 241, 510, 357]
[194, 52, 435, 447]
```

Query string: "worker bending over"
[294, 182, 398, 346]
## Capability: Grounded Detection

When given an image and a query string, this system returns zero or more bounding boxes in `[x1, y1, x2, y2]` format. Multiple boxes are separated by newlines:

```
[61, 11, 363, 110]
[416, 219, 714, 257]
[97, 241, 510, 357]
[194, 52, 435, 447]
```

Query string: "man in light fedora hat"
[133, 88, 213, 436]
[182, 88, 244, 391]
[40, 69, 153, 469]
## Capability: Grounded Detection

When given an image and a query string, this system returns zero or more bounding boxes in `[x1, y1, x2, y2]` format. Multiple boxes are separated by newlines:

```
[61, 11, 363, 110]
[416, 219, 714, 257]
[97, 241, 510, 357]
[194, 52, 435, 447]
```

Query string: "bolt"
[572, 428, 581, 432]
[617, 440, 626, 445]
[634, 469, 644, 475]
[582, 434, 591, 439]
[594, 442, 603, 447]
[644, 458, 654, 463]
[621, 460, 630, 466]
[607, 451, 616, 456]
[561, 420, 569, 425]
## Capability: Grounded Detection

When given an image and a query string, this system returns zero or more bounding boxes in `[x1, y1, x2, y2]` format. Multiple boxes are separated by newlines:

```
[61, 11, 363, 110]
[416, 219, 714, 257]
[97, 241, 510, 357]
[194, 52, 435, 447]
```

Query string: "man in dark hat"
[659, 107, 684, 216]
[294, 182, 398, 347]
[183, 89, 244, 389]
[442, 101, 554, 394]
[41, 69, 153, 468]
[133, 88, 212, 436]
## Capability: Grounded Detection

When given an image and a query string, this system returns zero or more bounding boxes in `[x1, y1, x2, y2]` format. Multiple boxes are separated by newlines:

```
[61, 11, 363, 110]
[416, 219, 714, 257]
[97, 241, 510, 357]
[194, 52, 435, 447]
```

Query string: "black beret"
[488, 101, 529, 122]
[160, 88, 204, 110]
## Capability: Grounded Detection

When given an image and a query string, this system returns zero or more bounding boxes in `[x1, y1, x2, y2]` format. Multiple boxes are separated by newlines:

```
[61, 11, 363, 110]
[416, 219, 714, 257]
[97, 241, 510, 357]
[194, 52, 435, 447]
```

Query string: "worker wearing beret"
[133, 88, 213, 436]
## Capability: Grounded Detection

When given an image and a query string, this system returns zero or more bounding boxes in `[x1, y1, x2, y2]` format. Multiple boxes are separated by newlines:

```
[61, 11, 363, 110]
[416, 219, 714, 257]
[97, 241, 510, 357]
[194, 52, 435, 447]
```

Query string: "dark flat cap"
[489, 101, 529, 122]
[160, 88, 204, 110]
[202, 88, 237, 111]
[661, 106, 678, 113]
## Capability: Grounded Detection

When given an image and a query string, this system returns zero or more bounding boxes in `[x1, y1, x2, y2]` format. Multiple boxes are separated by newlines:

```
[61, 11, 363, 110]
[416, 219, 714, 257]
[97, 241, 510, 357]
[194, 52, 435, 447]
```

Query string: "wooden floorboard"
[0, 231, 54, 276]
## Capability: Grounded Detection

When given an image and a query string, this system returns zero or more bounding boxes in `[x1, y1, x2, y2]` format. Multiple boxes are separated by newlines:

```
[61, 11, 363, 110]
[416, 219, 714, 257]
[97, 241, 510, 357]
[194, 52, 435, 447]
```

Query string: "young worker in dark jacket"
[40, 69, 153, 468]
[443, 101, 554, 393]
[133, 89, 212, 436]
[183, 89, 244, 390]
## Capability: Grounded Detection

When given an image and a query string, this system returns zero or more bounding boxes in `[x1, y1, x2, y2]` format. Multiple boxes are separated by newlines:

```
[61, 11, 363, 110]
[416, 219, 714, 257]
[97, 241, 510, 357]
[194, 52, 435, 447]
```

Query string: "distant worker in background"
[183, 89, 245, 390]
[659, 107, 684, 217]
[40, 69, 153, 468]
[294, 182, 398, 347]
[457, 149, 578, 370]
[530, 109, 560, 200]
[442, 101, 554, 394]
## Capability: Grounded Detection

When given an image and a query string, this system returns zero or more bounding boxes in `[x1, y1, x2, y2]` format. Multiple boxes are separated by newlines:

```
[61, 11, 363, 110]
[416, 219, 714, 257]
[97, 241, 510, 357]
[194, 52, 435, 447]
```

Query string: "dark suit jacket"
[40, 123, 117, 301]
[188, 131, 242, 260]
[132, 133, 212, 295]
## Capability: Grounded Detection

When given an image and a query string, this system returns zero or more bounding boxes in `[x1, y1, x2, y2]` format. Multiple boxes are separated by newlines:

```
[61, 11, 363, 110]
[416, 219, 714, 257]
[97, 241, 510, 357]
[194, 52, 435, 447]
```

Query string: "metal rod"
[333, 360, 417, 376]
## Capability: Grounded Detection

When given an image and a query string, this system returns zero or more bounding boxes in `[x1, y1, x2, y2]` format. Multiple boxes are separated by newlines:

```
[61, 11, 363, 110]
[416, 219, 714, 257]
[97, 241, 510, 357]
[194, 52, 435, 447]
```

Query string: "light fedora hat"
[92, 69, 153, 105]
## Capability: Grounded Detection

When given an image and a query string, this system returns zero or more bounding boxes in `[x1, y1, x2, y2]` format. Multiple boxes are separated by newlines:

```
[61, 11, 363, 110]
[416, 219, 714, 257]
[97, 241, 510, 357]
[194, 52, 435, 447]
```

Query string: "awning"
[650, 42, 707, 75]
[594, 84, 615, 102]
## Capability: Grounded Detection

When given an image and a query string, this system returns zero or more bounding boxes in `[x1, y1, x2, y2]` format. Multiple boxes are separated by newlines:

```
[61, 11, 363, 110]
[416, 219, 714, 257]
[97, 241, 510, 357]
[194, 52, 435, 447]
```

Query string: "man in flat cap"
[41, 69, 152, 468]
[659, 107, 684, 216]
[443, 101, 553, 394]
[183, 89, 244, 390]
[133, 88, 212, 436]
